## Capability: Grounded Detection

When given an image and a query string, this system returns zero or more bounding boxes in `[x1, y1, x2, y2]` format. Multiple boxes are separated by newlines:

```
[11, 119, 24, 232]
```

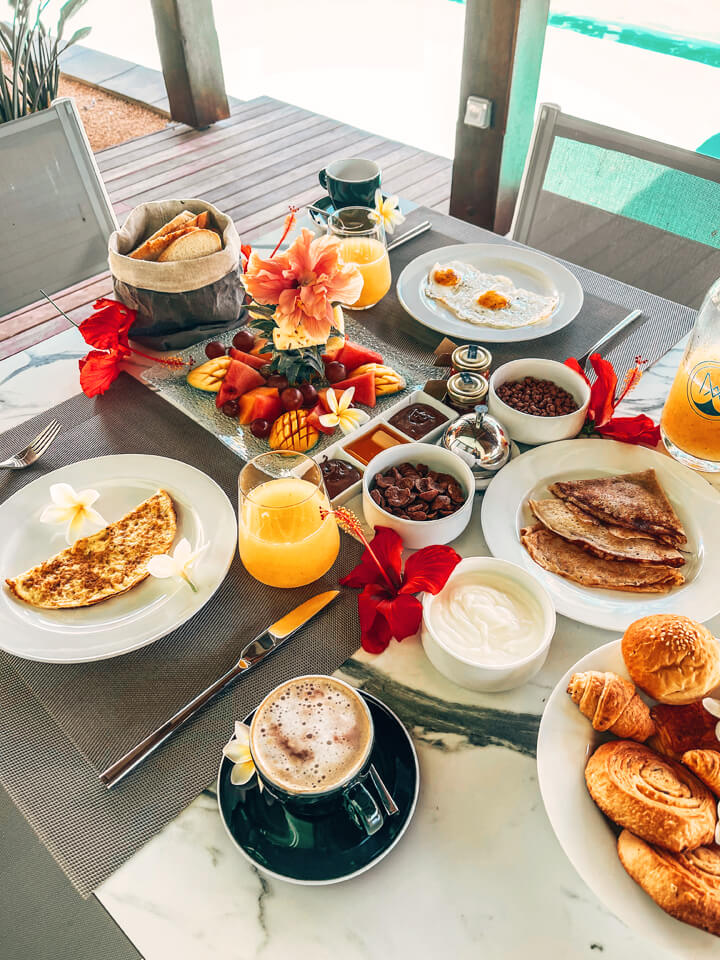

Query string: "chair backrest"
[0, 98, 117, 317]
[510, 104, 720, 308]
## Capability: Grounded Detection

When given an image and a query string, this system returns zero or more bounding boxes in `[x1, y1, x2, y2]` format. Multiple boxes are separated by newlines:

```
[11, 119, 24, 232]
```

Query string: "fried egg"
[425, 261, 558, 329]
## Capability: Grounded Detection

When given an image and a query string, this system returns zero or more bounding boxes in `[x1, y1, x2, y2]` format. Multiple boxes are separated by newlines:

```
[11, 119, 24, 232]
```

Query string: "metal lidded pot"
[442, 404, 511, 489]
[451, 344, 492, 377]
[445, 371, 488, 414]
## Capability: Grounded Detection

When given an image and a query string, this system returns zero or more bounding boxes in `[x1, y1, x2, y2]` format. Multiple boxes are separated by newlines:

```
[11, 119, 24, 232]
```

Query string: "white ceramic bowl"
[421, 557, 556, 692]
[488, 358, 590, 445]
[361, 442, 474, 549]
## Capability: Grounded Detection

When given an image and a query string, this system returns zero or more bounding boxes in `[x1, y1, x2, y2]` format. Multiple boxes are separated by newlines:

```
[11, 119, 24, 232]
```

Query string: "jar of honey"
[451, 344, 492, 379]
[445, 371, 489, 414]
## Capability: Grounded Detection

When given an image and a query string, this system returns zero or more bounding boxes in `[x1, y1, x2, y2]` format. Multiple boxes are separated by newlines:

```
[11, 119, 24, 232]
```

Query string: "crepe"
[520, 524, 685, 593]
[528, 499, 685, 567]
[6, 490, 176, 608]
[548, 470, 687, 547]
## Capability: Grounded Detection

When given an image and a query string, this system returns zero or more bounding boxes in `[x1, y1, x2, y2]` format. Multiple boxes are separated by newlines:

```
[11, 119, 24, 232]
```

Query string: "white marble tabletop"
[2, 321, 718, 960]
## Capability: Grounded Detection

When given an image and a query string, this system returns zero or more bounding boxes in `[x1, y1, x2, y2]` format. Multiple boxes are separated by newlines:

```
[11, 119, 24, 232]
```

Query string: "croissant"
[567, 670, 655, 741]
[683, 750, 720, 798]
[585, 740, 716, 852]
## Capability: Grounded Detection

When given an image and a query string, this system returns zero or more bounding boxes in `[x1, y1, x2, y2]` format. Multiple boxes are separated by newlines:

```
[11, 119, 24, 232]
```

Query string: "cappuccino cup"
[318, 157, 381, 210]
[249, 675, 384, 835]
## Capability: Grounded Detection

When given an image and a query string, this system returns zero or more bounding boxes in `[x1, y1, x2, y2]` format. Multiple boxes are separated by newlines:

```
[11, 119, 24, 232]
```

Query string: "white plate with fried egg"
[396, 243, 583, 342]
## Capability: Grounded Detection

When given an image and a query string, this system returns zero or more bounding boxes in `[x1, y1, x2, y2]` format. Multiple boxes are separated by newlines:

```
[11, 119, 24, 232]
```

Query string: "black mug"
[318, 157, 382, 210]
[249, 675, 385, 836]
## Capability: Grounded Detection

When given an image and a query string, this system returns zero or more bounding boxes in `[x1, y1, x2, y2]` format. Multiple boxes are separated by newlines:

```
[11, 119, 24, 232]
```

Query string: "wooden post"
[449, 0, 549, 234]
[150, 0, 230, 128]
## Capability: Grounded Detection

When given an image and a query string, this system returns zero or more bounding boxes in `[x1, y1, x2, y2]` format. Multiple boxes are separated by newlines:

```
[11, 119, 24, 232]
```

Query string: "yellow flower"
[368, 189, 405, 235]
[222, 722, 257, 786]
[319, 388, 370, 435]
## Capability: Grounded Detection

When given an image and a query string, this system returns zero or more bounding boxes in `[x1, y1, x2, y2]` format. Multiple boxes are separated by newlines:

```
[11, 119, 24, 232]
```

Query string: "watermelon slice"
[334, 340, 383, 370]
[306, 402, 336, 435]
[324, 372, 376, 407]
[215, 360, 265, 408]
[238, 386, 283, 425]
[229, 347, 267, 370]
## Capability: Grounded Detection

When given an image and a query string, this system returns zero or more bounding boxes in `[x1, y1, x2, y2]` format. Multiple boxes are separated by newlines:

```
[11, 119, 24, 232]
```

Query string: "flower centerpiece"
[241, 213, 363, 384]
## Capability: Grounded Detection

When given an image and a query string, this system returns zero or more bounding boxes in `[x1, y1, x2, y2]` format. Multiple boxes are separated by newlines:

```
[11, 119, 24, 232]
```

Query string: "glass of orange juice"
[238, 452, 340, 587]
[661, 277, 720, 472]
[328, 206, 391, 310]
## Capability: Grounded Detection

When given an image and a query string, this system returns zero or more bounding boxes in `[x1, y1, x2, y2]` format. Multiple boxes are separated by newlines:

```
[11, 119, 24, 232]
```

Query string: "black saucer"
[217, 690, 419, 884]
[309, 194, 390, 227]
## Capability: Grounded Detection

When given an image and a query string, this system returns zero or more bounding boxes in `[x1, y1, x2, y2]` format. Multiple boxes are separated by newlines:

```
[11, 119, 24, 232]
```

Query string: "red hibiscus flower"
[338, 519, 462, 653]
[77, 299, 186, 398]
[564, 353, 660, 448]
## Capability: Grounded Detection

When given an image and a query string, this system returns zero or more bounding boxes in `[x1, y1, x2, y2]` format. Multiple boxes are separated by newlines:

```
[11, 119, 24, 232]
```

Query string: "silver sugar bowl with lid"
[441, 404, 511, 489]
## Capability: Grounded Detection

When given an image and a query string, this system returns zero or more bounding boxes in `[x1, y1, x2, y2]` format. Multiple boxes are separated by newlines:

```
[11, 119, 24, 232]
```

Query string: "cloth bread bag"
[108, 198, 247, 350]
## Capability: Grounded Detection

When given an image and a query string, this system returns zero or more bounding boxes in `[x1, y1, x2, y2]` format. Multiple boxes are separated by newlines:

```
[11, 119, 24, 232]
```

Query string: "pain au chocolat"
[618, 830, 720, 937]
[585, 740, 716, 853]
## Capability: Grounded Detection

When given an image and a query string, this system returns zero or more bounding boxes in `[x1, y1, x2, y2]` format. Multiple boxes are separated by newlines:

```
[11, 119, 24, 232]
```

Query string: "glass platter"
[141, 313, 439, 462]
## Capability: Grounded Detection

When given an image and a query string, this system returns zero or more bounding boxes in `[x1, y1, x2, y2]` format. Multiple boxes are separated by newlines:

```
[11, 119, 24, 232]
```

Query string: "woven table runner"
[0, 207, 696, 898]
[0, 377, 364, 896]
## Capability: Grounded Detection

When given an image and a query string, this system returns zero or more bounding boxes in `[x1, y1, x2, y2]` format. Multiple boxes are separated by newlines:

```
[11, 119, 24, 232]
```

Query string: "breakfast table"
[1, 205, 718, 960]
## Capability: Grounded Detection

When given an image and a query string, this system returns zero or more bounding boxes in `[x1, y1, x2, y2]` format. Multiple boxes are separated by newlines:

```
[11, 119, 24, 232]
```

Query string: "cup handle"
[318, 168, 327, 190]
[344, 780, 384, 836]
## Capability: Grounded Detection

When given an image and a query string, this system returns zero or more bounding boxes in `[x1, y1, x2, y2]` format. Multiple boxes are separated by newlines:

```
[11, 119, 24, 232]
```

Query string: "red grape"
[205, 341, 226, 359]
[267, 373, 289, 390]
[325, 361, 347, 384]
[250, 418, 272, 438]
[221, 399, 240, 417]
[299, 382, 318, 406]
[232, 329, 255, 351]
[281, 387, 304, 411]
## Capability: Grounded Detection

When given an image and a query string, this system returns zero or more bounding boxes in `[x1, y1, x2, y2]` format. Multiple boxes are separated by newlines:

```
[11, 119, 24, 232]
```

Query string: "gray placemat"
[379, 208, 696, 376]
[0, 376, 364, 896]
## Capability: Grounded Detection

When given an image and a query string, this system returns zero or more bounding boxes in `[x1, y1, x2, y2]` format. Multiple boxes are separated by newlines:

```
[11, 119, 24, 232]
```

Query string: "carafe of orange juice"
[661, 277, 720, 472]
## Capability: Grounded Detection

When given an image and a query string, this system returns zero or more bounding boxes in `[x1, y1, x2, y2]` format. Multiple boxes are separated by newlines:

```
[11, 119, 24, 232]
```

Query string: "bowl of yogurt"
[421, 557, 555, 692]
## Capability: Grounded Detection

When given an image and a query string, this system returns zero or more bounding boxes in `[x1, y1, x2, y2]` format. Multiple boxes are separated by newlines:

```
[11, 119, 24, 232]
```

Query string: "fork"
[0, 419, 63, 469]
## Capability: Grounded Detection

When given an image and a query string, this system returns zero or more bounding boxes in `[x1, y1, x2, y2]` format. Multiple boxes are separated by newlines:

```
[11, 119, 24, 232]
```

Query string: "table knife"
[576, 309, 644, 370]
[100, 590, 340, 789]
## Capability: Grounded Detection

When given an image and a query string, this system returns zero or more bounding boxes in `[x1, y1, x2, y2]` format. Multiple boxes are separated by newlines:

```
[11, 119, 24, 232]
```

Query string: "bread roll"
[622, 614, 720, 704]
[585, 740, 716, 852]
[157, 228, 221, 262]
[618, 830, 720, 937]
[129, 210, 194, 259]
[683, 750, 720, 798]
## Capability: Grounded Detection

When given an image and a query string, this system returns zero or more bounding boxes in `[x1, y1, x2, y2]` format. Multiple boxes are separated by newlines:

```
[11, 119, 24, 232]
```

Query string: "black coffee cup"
[318, 157, 381, 210]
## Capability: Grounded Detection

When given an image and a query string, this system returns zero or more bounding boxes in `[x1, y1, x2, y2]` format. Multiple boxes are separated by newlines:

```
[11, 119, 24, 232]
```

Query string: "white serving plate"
[0, 455, 236, 663]
[538, 639, 719, 955]
[481, 438, 720, 632]
[396, 242, 584, 343]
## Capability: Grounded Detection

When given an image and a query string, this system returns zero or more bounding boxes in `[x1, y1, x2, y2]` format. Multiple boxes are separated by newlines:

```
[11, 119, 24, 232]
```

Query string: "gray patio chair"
[510, 103, 720, 308]
[0, 97, 117, 317]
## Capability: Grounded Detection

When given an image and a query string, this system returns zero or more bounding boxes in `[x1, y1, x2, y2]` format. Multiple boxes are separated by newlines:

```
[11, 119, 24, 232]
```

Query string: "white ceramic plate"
[481, 439, 720, 632]
[537, 639, 717, 955]
[0, 455, 236, 663]
[395, 242, 584, 342]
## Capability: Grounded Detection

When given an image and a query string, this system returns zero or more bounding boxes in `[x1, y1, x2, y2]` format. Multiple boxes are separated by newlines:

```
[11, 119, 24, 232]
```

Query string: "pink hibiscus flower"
[243, 229, 362, 341]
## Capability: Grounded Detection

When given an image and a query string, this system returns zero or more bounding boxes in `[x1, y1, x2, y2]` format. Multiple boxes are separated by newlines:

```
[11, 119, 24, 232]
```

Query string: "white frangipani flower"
[367, 189, 405, 235]
[222, 722, 257, 786]
[39, 483, 106, 544]
[146, 538, 208, 593]
[318, 387, 370, 435]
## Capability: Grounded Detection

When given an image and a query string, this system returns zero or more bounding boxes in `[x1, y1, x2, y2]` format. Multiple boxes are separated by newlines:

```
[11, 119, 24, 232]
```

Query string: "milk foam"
[250, 677, 371, 793]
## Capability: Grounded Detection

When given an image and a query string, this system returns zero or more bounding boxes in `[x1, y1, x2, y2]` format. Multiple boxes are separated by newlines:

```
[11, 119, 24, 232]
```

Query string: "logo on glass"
[687, 361, 720, 420]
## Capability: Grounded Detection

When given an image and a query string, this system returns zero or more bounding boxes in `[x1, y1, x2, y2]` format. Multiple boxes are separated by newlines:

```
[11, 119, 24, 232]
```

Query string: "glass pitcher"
[661, 277, 720, 472]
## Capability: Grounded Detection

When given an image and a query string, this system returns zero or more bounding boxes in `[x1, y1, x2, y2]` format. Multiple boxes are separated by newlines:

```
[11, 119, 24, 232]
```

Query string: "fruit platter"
[143, 312, 434, 462]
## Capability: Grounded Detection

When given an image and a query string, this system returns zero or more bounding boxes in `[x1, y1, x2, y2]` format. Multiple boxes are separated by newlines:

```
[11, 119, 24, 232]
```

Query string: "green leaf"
[57, 0, 88, 41]
[63, 25, 91, 49]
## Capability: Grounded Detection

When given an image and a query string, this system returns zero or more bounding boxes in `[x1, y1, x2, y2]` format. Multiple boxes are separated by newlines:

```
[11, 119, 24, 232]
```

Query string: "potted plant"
[0, 0, 90, 124]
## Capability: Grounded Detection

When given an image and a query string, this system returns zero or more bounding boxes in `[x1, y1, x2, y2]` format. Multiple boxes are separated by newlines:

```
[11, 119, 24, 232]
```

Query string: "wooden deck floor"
[1, 96, 452, 359]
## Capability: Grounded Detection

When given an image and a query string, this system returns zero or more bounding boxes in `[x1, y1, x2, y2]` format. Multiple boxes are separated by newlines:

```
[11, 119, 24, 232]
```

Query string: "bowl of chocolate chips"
[362, 442, 475, 548]
[488, 358, 590, 445]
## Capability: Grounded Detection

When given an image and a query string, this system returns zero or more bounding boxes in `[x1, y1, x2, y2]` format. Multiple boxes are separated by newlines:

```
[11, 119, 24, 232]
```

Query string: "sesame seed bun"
[621, 614, 720, 704]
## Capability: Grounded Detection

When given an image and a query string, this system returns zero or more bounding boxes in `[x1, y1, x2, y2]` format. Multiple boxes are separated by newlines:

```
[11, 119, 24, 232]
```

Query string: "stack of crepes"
[521, 469, 688, 592]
